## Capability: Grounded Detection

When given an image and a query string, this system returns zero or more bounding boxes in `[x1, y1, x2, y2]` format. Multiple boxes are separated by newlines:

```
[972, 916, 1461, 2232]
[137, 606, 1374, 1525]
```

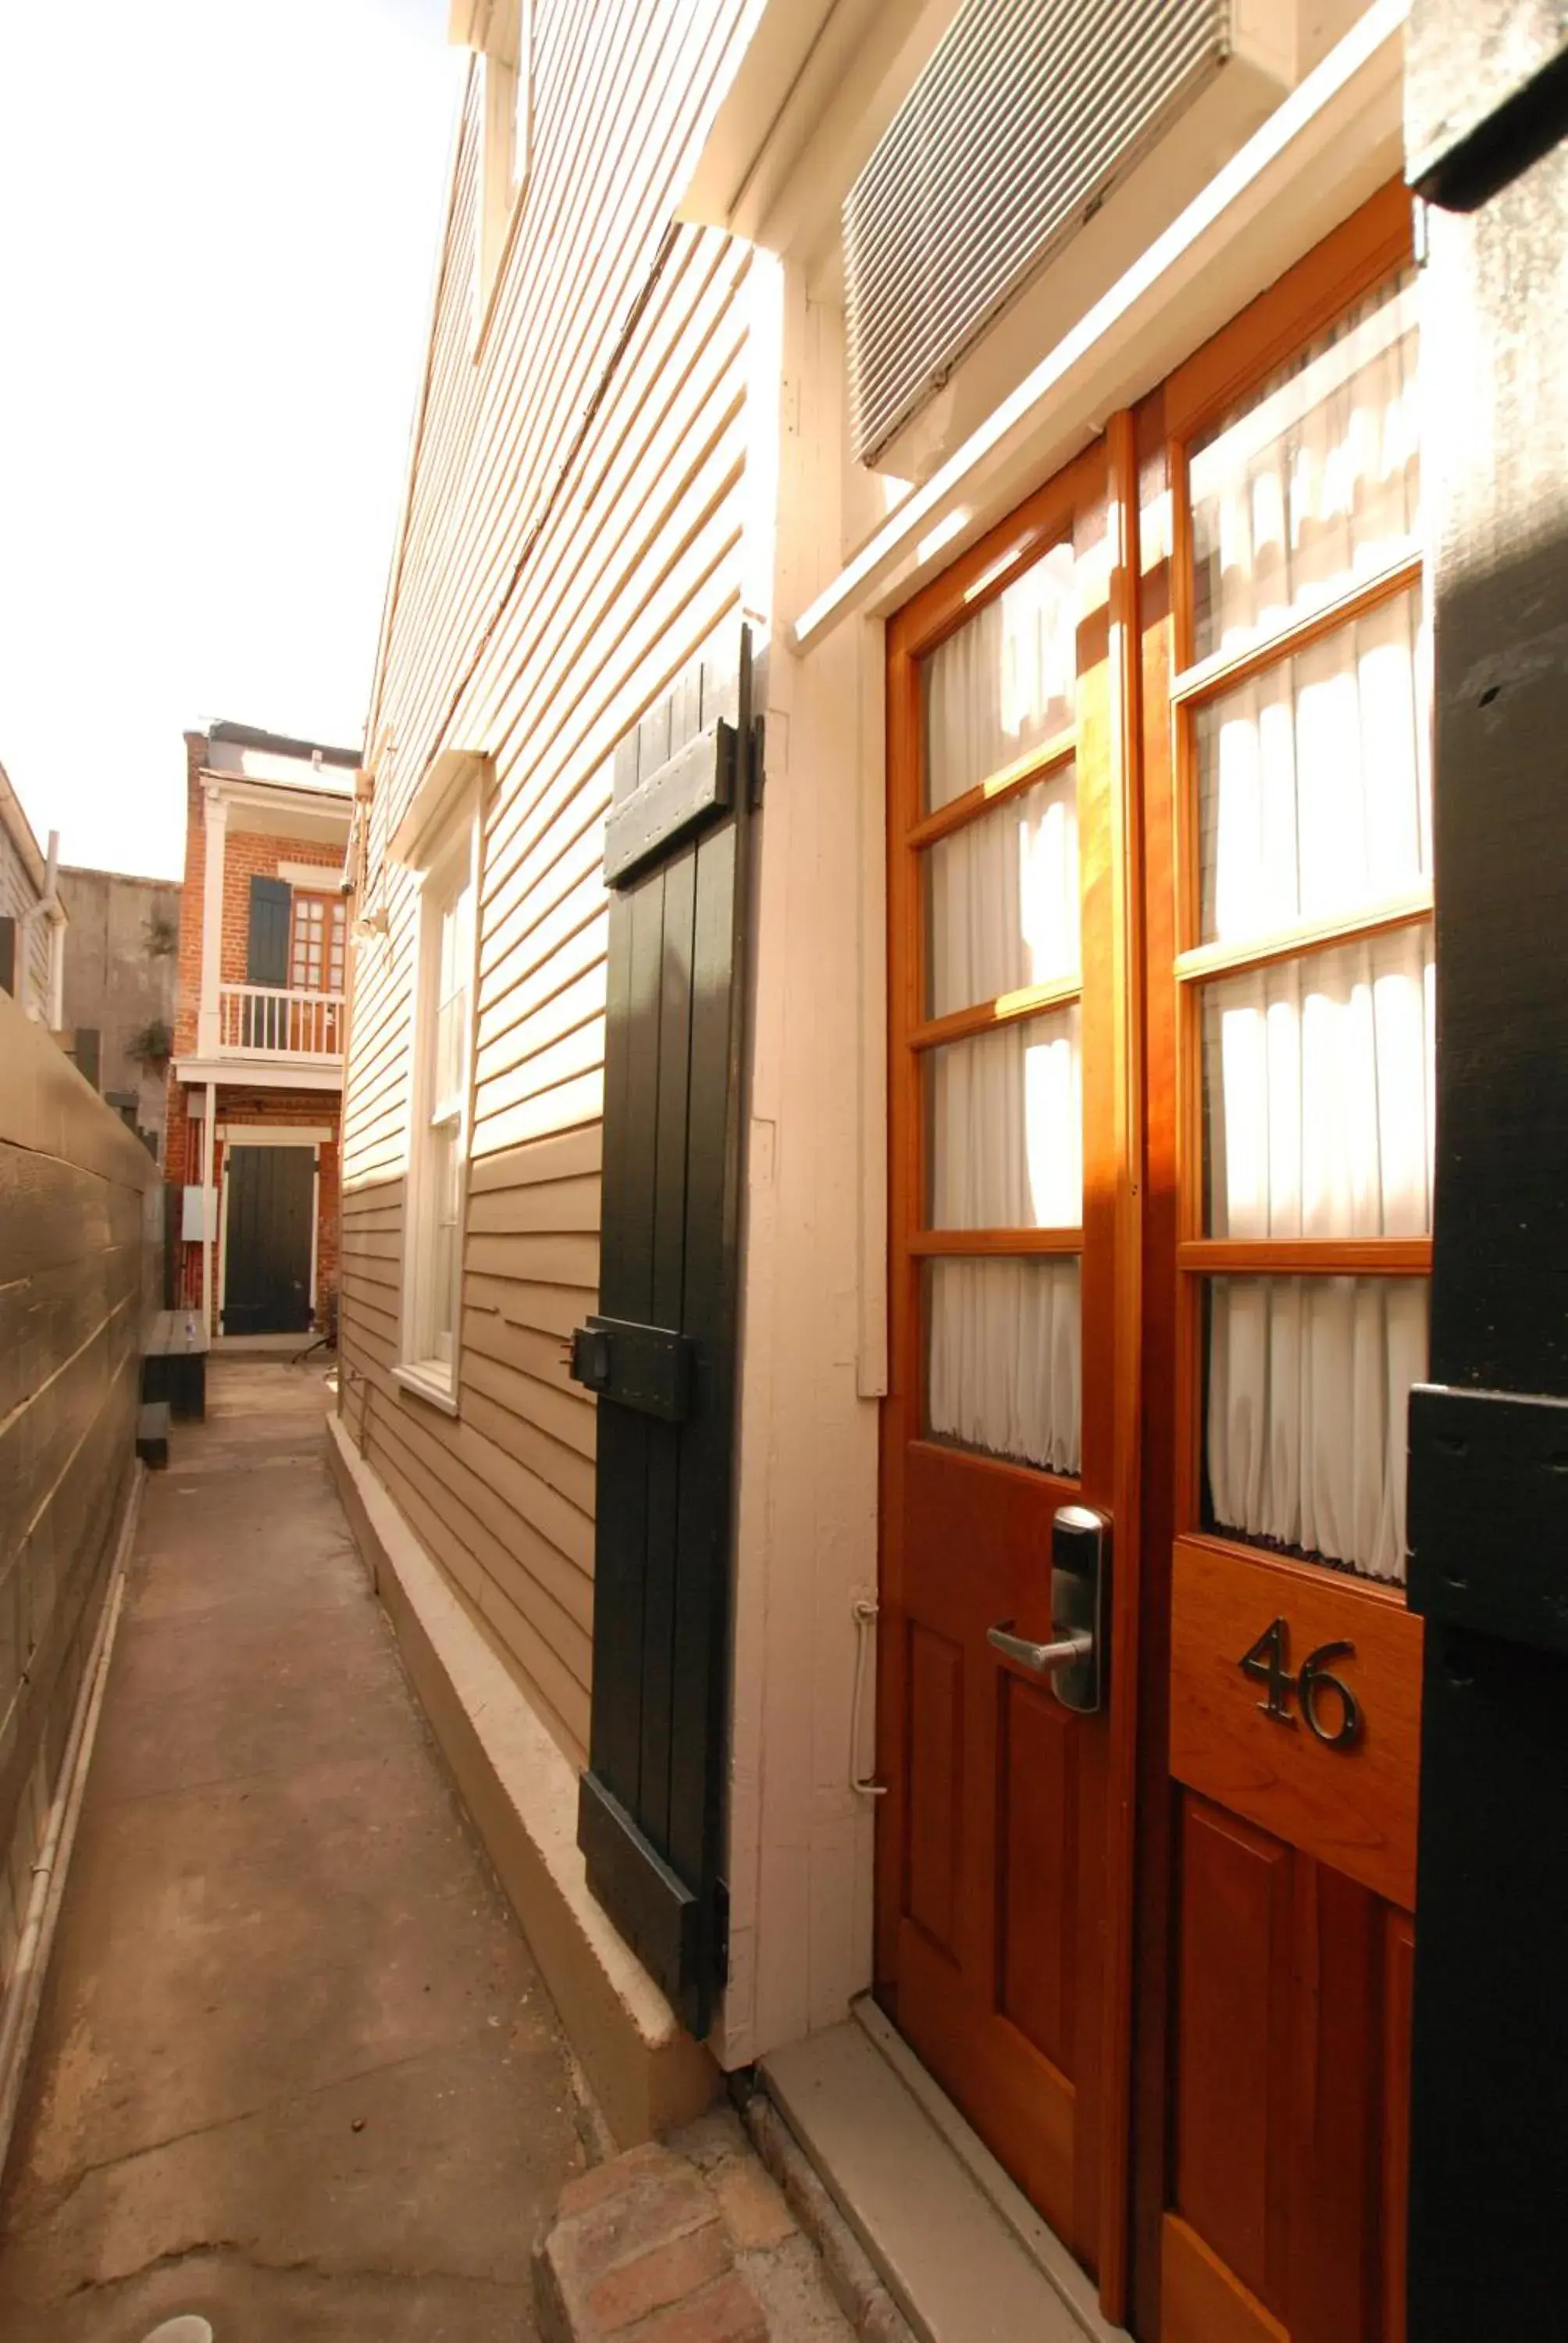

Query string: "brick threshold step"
[535, 2106, 877, 2343]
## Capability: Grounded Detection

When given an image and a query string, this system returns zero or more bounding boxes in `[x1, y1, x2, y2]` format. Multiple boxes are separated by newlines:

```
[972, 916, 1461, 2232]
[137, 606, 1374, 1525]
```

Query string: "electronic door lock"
[987, 1503, 1109, 1714]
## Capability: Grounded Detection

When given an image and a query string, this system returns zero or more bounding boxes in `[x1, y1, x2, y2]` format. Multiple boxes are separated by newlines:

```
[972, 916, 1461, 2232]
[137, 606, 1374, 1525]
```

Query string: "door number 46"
[1238, 1617, 1362, 1749]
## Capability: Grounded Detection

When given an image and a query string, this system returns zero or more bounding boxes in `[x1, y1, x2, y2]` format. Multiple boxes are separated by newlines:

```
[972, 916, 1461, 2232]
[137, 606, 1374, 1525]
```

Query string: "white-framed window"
[470, 0, 533, 326]
[397, 806, 479, 1410]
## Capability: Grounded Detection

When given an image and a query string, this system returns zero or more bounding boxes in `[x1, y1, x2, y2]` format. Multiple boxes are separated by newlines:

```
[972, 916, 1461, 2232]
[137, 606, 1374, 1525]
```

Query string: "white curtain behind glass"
[929, 1258, 1081, 1475]
[922, 542, 1076, 808]
[1203, 933, 1434, 1581]
[921, 546, 1082, 1473]
[1197, 275, 1429, 1582]
[1199, 589, 1431, 943]
[930, 1011, 1082, 1230]
[1209, 1277, 1427, 1583]
[1205, 929, 1435, 1243]
[928, 772, 1078, 1015]
[1190, 275, 1420, 662]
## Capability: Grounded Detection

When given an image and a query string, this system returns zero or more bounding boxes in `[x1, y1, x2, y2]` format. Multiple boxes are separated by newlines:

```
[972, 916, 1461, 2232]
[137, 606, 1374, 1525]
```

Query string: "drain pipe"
[0, 1467, 141, 2169]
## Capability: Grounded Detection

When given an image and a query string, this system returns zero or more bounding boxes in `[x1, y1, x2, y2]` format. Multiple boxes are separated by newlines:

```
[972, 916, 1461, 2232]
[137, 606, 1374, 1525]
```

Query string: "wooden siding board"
[366, 1383, 593, 1639]
[466, 1126, 603, 1192]
[472, 1071, 605, 1159]
[340, 0, 753, 1765]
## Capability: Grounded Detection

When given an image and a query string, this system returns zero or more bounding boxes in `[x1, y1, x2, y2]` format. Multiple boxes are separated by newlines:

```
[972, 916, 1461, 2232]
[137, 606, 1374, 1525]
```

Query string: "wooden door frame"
[875, 430, 1146, 2322]
[1128, 179, 1419, 2342]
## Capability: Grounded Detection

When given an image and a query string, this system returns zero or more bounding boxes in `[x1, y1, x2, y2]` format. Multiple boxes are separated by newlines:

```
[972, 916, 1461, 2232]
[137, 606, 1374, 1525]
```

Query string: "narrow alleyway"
[0, 1360, 589, 2343]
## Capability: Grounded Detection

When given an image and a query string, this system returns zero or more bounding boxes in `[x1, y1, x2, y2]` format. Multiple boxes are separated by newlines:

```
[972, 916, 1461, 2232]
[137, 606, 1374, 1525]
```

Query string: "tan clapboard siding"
[338, 0, 753, 1763]
[394, 8, 746, 764]
[364, 1400, 590, 1762]
[468, 1124, 601, 1192]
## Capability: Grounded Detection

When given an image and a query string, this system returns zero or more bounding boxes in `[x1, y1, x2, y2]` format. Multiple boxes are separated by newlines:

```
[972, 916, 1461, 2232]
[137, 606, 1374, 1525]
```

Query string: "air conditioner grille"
[844, 0, 1230, 464]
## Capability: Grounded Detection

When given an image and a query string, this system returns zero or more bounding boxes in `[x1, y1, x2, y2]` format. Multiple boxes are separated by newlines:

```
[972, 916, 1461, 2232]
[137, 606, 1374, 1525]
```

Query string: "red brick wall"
[164, 734, 346, 1332]
[170, 1093, 342, 1326]
[165, 739, 346, 1067]
[169, 733, 206, 1064]
[218, 830, 343, 986]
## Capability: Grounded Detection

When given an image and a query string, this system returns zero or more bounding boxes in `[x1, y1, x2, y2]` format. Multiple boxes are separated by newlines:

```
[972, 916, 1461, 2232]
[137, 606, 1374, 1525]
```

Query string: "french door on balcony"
[877, 186, 1424, 2342]
[290, 890, 347, 996]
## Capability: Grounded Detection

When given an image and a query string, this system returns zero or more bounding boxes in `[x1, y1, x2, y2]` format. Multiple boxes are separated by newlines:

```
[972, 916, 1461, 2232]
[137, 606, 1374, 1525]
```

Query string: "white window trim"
[469, 0, 534, 351]
[394, 761, 486, 1413]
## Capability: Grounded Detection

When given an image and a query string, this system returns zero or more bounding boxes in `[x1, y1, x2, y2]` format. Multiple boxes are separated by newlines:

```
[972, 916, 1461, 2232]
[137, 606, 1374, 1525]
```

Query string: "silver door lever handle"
[987, 1621, 1093, 1674]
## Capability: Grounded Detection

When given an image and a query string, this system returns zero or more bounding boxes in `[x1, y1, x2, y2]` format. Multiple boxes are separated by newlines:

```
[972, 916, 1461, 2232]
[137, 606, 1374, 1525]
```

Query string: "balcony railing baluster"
[215, 982, 345, 1062]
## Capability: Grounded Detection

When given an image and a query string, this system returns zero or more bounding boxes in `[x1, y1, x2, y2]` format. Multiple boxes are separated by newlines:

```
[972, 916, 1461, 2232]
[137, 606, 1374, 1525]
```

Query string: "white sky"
[0, 0, 460, 880]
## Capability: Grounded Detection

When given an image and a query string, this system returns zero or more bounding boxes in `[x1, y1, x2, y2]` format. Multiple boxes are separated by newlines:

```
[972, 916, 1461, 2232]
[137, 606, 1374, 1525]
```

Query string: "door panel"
[1165, 1796, 1413, 2343]
[879, 441, 1136, 2286]
[1149, 188, 1422, 2343]
[998, 1672, 1078, 2069]
[223, 1145, 313, 1335]
[1170, 1539, 1421, 1908]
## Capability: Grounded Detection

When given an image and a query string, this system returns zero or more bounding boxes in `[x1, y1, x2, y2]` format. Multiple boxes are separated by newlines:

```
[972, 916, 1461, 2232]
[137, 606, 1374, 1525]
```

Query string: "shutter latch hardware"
[568, 1314, 693, 1423]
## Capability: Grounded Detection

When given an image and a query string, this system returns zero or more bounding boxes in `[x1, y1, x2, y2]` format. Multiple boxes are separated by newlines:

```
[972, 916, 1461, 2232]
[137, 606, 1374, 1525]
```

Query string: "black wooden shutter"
[247, 876, 290, 984]
[0, 917, 14, 996]
[568, 629, 757, 2038]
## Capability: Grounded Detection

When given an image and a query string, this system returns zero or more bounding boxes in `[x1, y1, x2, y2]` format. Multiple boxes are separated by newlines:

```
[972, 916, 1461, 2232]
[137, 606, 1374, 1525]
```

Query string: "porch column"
[1404, 9, 1568, 2334]
[201, 1079, 216, 1337]
[198, 788, 227, 1057]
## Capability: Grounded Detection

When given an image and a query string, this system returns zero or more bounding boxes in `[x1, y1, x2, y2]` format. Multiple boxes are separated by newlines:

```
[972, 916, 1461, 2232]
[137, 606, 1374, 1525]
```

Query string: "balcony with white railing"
[216, 983, 345, 1066]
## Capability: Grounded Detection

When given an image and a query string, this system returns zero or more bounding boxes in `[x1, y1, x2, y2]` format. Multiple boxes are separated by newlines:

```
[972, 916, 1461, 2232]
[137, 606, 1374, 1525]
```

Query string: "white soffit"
[677, 0, 961, 253]
[387, 750, 490, 871]
[793, 0, 1410, 651]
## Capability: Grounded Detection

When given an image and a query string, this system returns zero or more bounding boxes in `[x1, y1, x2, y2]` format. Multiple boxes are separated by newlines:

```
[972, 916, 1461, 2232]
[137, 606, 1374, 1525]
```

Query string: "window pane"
[927, 1008, 1081, 1229]
[1196, 587, 1430, 944]
[1190, 273, 1419, 663]
[433, 875, 473, 1113]
[1206, 1274, 1428, 1582]
[925, 1256, 1081, 1474]
[435, 989, 468, 1111]
[1203, 925, 1434, 1239]
[926, 769, 1078, 1018]
[921, 540, 1076, 811]
[426, 1120, 459, 1360]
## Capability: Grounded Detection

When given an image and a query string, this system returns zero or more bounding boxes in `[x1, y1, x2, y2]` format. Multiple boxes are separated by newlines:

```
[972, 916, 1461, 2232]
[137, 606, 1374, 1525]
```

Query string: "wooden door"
[290, 891, 347, 993]
[878, 440, 1142, 2295]
[290, 891, 347, 1053]
[1139, 187, 1424, 2343]
[223, 1144, 314, 1336]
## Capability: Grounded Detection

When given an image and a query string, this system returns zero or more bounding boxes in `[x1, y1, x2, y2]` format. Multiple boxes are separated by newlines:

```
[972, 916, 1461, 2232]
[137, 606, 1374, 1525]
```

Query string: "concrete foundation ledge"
[326, 1410, 718, 2148]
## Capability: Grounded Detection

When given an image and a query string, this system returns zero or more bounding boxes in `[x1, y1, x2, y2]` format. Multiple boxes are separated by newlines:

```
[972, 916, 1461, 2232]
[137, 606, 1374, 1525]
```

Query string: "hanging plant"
[128, 1018, 173, 1068]
[143, 909, 179, 958]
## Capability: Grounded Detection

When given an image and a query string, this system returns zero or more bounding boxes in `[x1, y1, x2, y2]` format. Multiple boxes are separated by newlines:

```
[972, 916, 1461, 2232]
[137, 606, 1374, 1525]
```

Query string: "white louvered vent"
[844, 0, 1237, 465]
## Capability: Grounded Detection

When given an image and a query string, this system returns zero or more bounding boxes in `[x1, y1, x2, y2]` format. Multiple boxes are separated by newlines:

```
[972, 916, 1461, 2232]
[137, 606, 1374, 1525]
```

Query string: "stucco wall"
[58, 865, 180, 1161]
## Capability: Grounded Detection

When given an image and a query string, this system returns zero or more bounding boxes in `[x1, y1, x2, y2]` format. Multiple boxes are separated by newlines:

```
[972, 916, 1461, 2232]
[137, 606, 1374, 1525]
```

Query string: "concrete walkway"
[0, 1360, 589, 2342]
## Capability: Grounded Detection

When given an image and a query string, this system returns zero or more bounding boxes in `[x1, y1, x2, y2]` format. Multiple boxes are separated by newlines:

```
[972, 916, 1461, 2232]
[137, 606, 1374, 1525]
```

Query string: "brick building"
[167, 722, 358, 1339]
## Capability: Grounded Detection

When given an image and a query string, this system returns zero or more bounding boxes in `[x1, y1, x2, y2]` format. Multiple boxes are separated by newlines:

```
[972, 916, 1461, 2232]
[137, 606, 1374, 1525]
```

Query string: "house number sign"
[1238, 1617, 1362, 1748]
